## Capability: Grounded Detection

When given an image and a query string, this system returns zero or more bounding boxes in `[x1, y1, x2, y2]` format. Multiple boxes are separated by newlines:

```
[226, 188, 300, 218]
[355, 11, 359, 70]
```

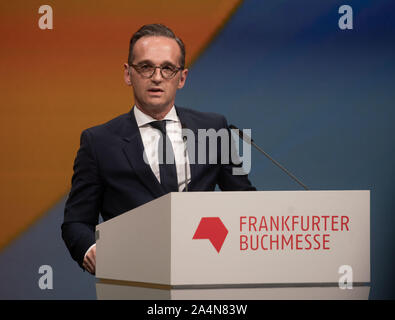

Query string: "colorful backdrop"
[0, 0, 394, 299]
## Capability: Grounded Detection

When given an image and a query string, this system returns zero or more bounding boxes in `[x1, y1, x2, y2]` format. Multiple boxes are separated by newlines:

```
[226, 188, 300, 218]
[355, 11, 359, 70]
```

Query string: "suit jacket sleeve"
[217, 116, 256, 191]
[61, 129, 103, 268]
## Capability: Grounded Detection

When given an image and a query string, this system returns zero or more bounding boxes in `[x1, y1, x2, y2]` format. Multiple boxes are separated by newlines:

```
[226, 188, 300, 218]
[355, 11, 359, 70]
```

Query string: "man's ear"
[123, 63, 132, 86]
[177, 68, 188, 89]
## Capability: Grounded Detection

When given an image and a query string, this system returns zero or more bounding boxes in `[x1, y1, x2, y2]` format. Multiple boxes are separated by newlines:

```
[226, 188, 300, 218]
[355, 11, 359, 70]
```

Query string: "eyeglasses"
[129, 63, 183, 79]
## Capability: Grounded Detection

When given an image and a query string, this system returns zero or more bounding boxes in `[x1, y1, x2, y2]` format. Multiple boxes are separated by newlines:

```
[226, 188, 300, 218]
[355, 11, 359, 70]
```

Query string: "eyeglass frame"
[129, 63, 183, 79]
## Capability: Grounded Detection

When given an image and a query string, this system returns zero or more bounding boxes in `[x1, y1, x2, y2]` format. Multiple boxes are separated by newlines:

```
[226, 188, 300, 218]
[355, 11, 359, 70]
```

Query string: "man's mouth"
[148, 88, 164, 93]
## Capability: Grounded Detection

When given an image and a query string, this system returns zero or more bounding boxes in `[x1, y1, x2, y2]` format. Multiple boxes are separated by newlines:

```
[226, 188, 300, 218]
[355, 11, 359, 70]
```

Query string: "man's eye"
[162, 65, 175, 71]
[139, 64, 152, 70]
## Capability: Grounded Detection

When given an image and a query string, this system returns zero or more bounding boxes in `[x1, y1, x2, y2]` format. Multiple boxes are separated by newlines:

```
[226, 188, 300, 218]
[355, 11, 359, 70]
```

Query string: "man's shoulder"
[176, 106, 227, 128]
[176, 106, 225, 120]
[83, 111, 132, 138]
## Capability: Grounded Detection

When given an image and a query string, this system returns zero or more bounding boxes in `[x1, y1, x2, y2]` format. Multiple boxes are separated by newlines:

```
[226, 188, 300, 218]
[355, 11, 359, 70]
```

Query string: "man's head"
[128, 24, 185, 69]
[124, 24, 188, 119]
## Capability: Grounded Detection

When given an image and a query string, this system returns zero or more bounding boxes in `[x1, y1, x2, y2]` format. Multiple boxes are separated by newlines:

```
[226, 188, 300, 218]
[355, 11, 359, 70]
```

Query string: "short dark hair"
[128, 24, 185, 69]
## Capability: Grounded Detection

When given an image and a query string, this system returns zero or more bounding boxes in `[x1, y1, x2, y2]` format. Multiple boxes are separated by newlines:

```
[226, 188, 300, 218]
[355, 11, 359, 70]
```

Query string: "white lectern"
[95, 191, 370, 299]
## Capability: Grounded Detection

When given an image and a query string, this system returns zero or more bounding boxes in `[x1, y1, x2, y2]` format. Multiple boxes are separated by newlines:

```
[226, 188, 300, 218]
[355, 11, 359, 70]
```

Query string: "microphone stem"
[251, 141, 309, 190]
[183, 137, 188, 192]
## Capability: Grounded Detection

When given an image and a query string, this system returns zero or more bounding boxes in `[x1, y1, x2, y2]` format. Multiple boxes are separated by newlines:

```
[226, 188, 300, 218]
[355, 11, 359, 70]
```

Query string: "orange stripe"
[0, 0, 243, 251]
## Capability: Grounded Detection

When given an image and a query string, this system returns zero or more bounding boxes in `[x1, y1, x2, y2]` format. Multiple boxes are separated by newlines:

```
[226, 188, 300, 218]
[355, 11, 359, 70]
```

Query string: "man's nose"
[151, 67, 163, 82]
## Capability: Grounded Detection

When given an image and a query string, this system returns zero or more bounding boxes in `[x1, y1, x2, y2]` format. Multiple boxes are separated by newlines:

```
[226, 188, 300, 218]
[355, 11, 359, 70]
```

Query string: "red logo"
[193, 217, 228, 253]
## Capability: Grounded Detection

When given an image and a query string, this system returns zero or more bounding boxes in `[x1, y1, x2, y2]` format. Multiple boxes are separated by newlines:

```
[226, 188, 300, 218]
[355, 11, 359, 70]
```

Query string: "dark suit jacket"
[62, 106, 255, 268]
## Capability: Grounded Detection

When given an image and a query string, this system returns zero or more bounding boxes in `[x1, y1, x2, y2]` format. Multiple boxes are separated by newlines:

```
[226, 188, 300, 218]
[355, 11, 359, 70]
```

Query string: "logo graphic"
[193, 217, 228, 253]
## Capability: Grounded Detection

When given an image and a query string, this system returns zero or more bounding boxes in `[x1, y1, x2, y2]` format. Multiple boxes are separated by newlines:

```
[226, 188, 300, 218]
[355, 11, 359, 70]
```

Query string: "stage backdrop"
[0, 0, 394, 299]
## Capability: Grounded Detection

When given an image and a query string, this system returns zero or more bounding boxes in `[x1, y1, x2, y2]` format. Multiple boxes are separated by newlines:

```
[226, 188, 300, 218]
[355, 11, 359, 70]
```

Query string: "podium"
[95, 191, 370, 299]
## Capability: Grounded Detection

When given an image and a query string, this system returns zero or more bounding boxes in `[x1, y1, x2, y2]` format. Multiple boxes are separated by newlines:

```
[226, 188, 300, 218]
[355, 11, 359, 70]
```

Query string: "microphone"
[229, 124, 309, 190]
[181, 123, 189, 192]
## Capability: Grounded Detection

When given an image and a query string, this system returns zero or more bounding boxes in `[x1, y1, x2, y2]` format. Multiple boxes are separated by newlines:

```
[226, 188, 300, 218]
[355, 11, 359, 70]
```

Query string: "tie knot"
[150, 120, 167, 135]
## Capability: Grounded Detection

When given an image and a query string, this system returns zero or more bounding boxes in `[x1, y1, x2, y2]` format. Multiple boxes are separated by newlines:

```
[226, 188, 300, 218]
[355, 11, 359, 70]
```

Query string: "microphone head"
[229, 124, 254, 143]
[181, 122, 188, 142]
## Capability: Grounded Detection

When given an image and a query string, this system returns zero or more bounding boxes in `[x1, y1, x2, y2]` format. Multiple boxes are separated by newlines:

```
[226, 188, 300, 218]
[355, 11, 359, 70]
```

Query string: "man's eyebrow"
[160, 61, 177, 66]
[134, 59, 153, 65]
[134, 59, 177, 66]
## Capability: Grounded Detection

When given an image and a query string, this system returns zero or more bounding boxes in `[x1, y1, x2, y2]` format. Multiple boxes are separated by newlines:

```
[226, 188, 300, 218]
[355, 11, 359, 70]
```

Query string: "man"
[62, 24, 255, 274]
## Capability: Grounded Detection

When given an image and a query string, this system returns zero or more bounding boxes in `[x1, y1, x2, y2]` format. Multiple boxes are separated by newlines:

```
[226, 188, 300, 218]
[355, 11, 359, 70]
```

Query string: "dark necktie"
[149, 120, 179, 193]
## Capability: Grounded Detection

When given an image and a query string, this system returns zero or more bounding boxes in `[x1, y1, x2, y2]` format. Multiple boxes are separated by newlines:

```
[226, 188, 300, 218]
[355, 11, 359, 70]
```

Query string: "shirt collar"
[133, 105, 179, 128]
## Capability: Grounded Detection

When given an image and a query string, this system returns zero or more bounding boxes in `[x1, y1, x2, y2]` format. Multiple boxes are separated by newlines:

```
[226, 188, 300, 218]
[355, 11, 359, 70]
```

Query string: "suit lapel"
[122, 109, 165, 198]
[175, 106, 201, 190]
